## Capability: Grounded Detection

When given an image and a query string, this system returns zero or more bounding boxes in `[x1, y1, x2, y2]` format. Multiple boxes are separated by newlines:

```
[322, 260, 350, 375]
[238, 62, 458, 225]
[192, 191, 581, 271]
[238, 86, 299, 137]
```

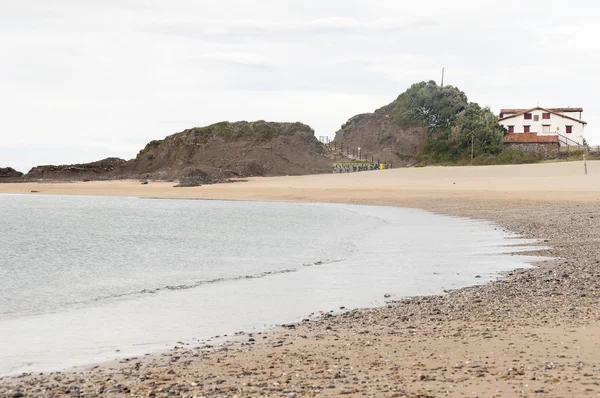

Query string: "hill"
[334, 111, 428, 165]
[19, 121, 336, 183]
[116, 121, 333, 181]
[0, 167, 24, 181]
[333, 81, 469, 165]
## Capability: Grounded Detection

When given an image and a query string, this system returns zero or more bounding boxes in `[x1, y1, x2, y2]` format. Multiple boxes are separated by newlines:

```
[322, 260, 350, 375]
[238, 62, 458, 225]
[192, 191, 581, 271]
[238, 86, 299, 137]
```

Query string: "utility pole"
[471, 133, 474, 166]
[441, 67, 445, 87]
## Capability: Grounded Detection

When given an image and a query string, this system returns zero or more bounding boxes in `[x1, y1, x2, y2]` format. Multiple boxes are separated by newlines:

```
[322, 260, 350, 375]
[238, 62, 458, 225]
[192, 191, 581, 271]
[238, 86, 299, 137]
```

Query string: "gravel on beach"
[2, 198, 600, 397]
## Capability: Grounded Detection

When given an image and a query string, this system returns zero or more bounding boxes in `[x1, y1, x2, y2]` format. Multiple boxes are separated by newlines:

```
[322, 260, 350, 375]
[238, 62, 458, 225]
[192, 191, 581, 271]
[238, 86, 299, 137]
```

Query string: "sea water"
[0, 195, 542, 375]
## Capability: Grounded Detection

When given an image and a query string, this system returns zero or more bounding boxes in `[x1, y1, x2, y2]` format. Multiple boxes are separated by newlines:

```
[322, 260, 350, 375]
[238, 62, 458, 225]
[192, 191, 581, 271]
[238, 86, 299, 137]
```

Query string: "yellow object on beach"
[380, 164, 384, 170]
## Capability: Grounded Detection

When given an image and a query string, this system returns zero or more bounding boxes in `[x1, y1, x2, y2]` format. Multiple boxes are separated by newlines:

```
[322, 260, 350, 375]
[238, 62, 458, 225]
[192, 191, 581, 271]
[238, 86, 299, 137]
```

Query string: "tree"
[386, 81, 468, 136]
[448, 103, 505, 157]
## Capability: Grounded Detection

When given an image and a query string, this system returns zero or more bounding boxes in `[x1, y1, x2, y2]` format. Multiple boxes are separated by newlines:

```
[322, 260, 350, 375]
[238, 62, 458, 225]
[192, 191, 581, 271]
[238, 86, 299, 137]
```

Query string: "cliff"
[333, 105, 428, 165]
[334, 108, 428, 165]
[116, 121, 333, 180]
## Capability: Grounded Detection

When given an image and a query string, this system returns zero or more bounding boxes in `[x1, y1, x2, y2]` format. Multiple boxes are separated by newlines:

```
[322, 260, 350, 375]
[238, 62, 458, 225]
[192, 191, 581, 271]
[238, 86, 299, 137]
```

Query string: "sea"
[0, 194, 543, 376]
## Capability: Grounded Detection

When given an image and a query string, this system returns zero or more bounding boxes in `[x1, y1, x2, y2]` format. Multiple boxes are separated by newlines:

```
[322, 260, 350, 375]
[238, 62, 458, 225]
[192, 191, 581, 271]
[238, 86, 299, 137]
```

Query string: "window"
[508, 125, 514, 133]
[566, 125, 573, 134]
[524, 126, 530, 133]
[542, 113, 551, 119]
[542, 125, 551, 134]
[534, 115, 540, 121]
[524, 113, 532, 120]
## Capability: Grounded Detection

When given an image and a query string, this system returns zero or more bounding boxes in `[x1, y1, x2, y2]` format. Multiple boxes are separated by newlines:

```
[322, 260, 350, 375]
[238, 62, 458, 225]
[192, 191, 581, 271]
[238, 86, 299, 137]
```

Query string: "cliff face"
[117, 121, 332, 180]
[0, 167, 24, 181]
[25, 158, 126, 180]
[333, 103, 428, 165]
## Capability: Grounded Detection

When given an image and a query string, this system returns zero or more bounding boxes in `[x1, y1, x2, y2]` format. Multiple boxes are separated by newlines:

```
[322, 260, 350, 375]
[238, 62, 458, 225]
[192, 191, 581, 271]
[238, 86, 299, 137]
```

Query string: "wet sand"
[1, 161, 600, 397]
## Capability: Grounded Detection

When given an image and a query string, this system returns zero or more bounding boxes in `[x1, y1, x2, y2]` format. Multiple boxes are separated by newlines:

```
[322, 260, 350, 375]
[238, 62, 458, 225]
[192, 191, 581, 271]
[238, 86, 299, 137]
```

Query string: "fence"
[325, 142, 390, 164]
[332, 162, 393, 173]
[325, 142, 393, 173]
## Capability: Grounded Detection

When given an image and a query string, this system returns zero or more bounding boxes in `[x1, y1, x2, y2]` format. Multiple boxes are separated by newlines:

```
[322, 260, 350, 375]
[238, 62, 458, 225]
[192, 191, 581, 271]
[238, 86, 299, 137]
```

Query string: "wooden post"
[470, 134, 474, 165]
[584, 153, 588, 175]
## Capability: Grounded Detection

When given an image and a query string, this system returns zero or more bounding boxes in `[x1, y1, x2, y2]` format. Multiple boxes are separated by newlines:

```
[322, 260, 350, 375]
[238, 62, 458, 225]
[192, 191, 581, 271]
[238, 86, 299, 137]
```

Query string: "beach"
[1, 161, 600, 397]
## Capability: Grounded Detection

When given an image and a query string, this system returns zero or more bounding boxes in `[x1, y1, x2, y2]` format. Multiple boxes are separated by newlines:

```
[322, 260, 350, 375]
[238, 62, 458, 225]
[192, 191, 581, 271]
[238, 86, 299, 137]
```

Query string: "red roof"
[499, 107, 587, 125]
[504, 133, 559, 144]
[501, 107, 583, 114]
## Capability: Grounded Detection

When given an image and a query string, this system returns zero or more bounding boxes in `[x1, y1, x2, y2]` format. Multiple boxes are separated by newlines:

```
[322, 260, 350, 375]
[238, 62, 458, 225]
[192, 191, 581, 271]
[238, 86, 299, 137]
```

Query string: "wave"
[1, 258, 347, 318]
[73, 258, 346, 307]
[85, 268, 300, 303]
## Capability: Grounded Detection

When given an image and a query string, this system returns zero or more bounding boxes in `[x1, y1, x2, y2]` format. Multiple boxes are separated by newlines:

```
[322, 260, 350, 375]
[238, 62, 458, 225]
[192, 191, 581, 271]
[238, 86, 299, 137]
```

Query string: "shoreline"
[2, 162, 600, 396]
[0, 202, 541, 377]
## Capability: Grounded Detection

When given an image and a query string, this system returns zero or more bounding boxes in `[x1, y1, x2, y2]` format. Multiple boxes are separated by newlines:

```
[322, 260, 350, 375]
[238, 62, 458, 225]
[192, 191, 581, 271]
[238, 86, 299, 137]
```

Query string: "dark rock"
[0, 167, 24, 180]
[24, 158, 126, 181]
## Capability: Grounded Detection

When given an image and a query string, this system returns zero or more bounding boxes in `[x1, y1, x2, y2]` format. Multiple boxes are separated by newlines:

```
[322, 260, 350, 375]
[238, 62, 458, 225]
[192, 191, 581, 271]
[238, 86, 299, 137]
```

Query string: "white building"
[498, 107, 587, 146]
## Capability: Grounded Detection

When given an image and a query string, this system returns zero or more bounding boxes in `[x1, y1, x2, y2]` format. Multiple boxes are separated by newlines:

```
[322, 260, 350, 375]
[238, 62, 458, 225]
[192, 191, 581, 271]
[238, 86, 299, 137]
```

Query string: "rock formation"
[116, 121, 333, 180]
[333, 105, 428, 166]
[0, 167, 24, 181]
[19, 121, 336, 183]
[25, 158, 126, 181]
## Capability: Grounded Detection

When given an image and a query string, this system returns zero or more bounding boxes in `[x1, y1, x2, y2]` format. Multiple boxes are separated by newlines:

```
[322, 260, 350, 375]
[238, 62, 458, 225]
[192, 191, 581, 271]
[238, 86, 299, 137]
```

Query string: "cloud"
[199, 52, 276, 68]
[0, 0, 599, 172]
[148, 15, 437, 42]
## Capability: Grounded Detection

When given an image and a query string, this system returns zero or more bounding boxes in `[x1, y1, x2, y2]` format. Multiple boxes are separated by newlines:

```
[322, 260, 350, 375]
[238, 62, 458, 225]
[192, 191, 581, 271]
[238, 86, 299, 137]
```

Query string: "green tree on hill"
[448, 103, 505, 157]
[385, 80, 515, 164]
[388, 80, 468, 135]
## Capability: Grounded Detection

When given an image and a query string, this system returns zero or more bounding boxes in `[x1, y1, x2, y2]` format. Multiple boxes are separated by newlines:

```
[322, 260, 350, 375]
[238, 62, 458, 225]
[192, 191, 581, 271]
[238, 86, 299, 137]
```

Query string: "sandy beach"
[1, 161, 598, 203]
[1, 161, 600, 397]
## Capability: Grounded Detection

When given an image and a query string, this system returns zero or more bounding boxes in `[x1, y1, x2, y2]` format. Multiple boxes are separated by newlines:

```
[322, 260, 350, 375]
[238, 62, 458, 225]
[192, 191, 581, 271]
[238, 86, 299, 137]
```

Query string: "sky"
[1, 0, 598, 173]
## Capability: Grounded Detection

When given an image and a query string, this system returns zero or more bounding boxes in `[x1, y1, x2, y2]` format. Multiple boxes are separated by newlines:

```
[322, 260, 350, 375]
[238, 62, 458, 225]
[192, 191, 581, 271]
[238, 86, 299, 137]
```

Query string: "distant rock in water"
[117, 121, 333, 181]
[0, 167, 24, 180]
[25, 158, 126, 181]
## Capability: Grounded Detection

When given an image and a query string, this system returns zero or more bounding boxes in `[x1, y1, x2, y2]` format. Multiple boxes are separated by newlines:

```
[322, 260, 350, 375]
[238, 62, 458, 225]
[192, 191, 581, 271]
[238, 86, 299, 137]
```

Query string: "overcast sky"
[1, 0, 598, 173]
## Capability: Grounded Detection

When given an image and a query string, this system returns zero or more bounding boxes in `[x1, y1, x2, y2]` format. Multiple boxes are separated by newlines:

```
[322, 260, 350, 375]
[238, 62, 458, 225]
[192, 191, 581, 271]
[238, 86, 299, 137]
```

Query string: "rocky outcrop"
[16, 121, 338, 183]
[116, 121, 333, 180]
[333, 103, 428, 166]
[0, 167, 24, 181]
[25, 158, 126, 181]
